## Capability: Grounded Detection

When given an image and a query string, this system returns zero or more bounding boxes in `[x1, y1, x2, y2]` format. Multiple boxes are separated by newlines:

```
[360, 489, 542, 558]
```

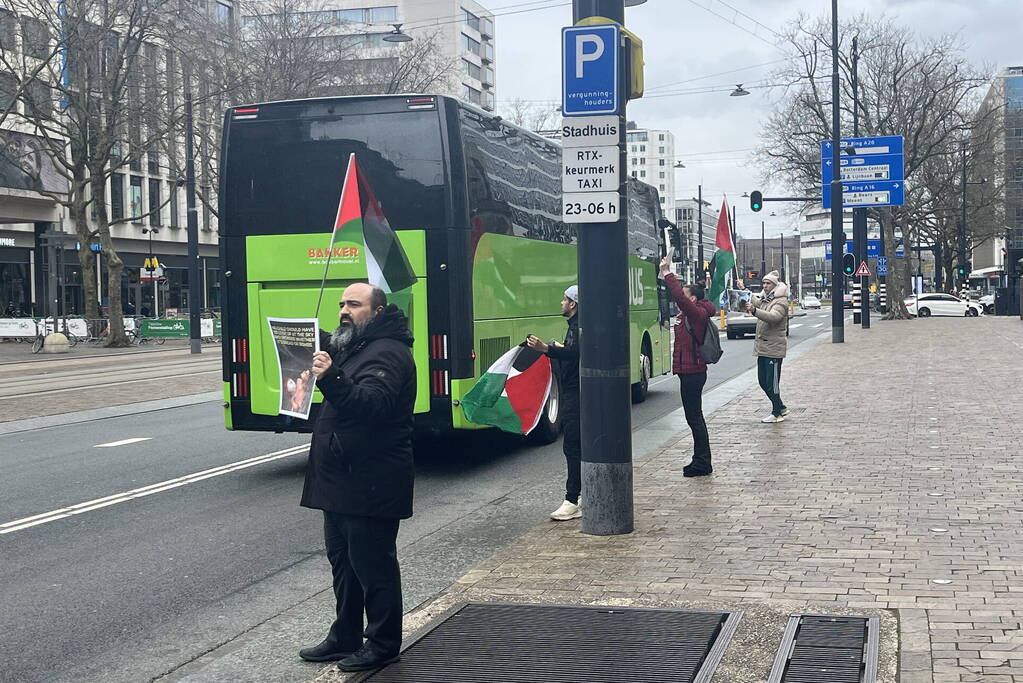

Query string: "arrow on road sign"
[855, 261, 871, 277]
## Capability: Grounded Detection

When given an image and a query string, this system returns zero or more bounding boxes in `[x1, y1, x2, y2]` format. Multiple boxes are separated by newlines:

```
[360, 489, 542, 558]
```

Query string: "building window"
[168, 181, 179, 227]
[148, 178, 162, 226]
[369, 6, 397, 23]
[659, 184, 665, 190]
[659, 172, 665, 179]
[631, 171, 637, 178]
[23, 79, 50, 117]
[482, 66, 494, 87]
[462, 58, 481, 80]
[482, 91, 495, 110]
[0, 9, 16, 52]
[338, 9, 364, 23]
[659, 146, 665, 154]
[129, 176, 143, 220]
[480, 16, 493, 37]
[659, 133, 665, 141]
[640, 158, 646, 164]
[462, 8, 480, 32]
[639, 145, 645, 152]
[111, 173, 125, 221]
[640, 170, 646, 178]
[462, 33, 481, 56]
[462, 84, 481, 105]
[481, 41, 494, 62]
[631, 158, 638, 166]
[20, 17, 49, 59]
[214, 2, 232, 25]
[660, 197, 665, 204]
[147, 150, 160, 175]
[659, 159, 666, 166]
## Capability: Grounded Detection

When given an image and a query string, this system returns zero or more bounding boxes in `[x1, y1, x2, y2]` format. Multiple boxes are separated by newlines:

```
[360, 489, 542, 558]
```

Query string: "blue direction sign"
[562, 24, 620, 116]
[877, 256, 889, 276]
[822, 180, 905, 209]
[823, 153, 906, 185]
[824, 239, 881, 260]
[821, 135, 905, 208]
[821, 135, 904, 158]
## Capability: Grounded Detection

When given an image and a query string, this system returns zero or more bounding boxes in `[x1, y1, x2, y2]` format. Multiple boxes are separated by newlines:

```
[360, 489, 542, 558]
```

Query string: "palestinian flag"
[461, 345, 552, 435]
[707, 197, 735, 307]
[334, 153, 417, 293]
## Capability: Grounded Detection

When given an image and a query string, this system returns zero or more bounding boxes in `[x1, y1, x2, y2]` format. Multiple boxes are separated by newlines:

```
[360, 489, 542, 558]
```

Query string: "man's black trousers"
[322, 512, 402, 657]
[562, 393, 581, 505]
[678, 372, 711, 470]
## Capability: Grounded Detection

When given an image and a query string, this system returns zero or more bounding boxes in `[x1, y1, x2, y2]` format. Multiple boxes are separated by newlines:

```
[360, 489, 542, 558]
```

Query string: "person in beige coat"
[745, 271, 789, 423]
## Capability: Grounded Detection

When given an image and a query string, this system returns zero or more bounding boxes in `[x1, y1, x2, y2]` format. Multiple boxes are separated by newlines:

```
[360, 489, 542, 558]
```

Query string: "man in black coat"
[526, 285, 581, 521]
[299, 282, 416, 673]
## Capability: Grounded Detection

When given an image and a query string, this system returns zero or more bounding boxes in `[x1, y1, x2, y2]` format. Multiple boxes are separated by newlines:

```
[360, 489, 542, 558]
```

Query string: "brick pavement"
[315, 316, 1023, 682]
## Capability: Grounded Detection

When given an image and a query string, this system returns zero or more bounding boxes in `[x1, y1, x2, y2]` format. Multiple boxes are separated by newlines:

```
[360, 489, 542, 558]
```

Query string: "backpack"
[684, 313, 723, 364]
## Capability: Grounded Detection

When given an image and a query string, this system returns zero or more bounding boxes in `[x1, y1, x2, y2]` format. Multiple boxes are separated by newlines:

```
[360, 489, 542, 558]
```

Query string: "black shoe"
[683, 463, 712, 477]
[337, 646, 401, 672]
[299, 638, 357, 662]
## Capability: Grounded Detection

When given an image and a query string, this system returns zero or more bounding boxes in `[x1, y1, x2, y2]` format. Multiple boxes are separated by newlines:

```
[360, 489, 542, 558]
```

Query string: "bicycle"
[31, 318, 80, 353]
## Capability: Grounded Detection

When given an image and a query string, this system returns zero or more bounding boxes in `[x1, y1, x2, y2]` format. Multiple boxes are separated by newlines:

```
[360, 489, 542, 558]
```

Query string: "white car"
[801, 295, 822, 309]
[904, 293, 982, 317]
[979, 293, 995, 314]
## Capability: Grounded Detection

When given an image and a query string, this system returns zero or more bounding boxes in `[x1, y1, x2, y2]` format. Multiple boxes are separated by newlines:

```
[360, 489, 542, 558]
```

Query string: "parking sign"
[562, 24, 620, 116]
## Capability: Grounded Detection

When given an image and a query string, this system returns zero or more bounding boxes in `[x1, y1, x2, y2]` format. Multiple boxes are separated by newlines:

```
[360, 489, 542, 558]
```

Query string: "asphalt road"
[0, 311, 834, 683]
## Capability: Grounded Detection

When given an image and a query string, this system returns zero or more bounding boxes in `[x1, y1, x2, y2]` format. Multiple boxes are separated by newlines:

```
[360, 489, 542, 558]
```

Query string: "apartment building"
[626, 127, 675, 215]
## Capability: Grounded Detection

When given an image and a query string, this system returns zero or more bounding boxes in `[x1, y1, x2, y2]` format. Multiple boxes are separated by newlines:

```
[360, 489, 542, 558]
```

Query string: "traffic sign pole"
[829, 0, 844, 343]
[569, 0, 633, 536]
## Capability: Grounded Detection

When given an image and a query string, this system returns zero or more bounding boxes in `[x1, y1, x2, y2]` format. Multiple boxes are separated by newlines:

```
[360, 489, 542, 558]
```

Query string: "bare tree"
[0, 0, 199, 344]
[502, 97, 560, 133]
[758, 13, 995, 318]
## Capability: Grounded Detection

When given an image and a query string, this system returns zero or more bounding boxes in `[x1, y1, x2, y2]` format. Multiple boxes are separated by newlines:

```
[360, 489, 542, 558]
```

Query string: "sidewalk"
[316, 316, 1023, 682]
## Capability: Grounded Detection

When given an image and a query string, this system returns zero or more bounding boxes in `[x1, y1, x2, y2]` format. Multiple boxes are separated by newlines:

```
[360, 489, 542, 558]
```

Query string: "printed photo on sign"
[267, 317, 320, 420]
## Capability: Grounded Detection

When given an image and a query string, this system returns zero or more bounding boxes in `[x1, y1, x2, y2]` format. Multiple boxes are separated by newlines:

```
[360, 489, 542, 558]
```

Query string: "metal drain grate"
[353, 602, 742, 682]
[767, 614, 880, 683]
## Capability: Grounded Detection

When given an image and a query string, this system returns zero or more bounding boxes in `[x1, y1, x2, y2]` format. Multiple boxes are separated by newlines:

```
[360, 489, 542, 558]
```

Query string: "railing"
[0, 316, 221, 344]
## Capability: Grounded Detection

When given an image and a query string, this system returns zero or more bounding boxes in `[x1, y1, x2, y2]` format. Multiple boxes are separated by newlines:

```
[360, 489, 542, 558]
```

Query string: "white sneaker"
[781, 408, 790, 416]
[761, 414, 785, 423]
[550, 500, 581, 521]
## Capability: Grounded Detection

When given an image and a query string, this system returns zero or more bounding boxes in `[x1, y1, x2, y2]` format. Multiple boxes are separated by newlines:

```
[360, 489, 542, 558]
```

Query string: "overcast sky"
[492, 0, 1023, 238]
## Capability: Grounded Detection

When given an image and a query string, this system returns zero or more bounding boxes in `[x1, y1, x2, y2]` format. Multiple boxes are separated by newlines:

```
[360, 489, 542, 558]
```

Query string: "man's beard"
[328, 318, 368, 353]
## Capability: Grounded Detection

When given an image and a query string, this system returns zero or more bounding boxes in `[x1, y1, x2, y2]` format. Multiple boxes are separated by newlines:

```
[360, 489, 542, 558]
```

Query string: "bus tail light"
[406, 96, 436, 111]
[233, 338, 248, 362]
[233, 372, 249, 398]
[431, 370, 449, 396]
[232, 107, 259, 120]
[430, 334, 448, 360]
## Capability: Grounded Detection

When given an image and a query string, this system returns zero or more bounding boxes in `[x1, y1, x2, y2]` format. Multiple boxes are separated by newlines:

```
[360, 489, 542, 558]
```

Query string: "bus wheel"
[631, 341, 651, 404]
[528, 375, 561, 445]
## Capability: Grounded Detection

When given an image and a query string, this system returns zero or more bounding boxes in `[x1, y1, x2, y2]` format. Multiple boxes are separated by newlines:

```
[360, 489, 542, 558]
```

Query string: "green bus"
[219, 94, 673, 441]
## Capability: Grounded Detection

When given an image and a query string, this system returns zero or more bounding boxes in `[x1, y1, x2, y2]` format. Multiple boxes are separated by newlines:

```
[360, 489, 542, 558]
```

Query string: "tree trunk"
[89, 174, 132, 347]
[882, 210, 913, 319]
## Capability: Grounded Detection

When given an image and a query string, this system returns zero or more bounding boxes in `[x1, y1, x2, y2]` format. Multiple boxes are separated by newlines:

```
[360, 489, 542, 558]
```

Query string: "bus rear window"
[221, 111, 447, 235]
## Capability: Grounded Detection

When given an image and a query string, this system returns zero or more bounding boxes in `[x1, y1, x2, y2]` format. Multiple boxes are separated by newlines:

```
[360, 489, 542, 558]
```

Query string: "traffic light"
[747, 270, 759, 279]
[956, 262, 971, 278]
[750, 190, 763, 212]
[842, 253, 856, 276]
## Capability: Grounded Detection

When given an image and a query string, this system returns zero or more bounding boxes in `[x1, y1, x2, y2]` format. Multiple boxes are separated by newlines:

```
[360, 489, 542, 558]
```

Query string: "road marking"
[0, 444, 309, 535]
[813, 323, 825, 328]
[790, 323, 803, 329]
[0, 369, 220, 401]
[94, 437, 152, 448]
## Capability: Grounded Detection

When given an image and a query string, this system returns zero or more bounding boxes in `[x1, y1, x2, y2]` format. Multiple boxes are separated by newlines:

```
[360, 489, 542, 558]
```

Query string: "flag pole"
[314, 153, 356, 320]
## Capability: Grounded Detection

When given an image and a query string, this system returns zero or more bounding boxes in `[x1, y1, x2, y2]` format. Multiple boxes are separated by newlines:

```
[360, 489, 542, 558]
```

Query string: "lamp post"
[697, 184, 704, 283]
[960, 141, 988, 291]
[828, 0, 845, 342]
[760, 220, 766, 279]
[780, 232, 785, 282]
[794, 227, 802, 302]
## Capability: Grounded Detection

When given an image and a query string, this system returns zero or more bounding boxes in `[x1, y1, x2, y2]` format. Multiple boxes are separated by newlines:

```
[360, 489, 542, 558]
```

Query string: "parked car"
[843, 293, 853, 309]
[801, 295, 822, 309]
[979, 293, 995, 314]
[725, 310, 790, 339]
[903, 293, 983, 317]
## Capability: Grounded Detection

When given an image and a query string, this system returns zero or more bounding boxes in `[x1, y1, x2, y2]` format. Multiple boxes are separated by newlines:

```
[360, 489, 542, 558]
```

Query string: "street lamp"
[674, 161, 685, 169]
[794, 226, 802, 301]
[382, 23, 413, 42]
[730, 84, 750, 97]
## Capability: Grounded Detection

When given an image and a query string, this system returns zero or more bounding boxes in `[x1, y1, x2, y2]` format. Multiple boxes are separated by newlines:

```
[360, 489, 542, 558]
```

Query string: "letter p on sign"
[575, 34, 604, 78]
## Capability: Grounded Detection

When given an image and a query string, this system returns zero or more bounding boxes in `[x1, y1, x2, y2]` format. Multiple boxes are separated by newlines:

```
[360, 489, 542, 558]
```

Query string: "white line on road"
[94, 437, 152, 448]
[813, 323, 825, 328]
[0, 444, 309, 535]
[790, 324, 803, 329]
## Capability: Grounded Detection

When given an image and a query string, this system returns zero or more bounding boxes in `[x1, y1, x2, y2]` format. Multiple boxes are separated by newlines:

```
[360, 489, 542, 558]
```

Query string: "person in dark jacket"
[526, 285, 581, 520]
[660, 258, 717, 477]
[299, 282, 416, 673]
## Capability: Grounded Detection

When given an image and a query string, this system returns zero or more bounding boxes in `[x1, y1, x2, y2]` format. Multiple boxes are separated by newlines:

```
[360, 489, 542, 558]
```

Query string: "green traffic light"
[750, 190, 763, 212]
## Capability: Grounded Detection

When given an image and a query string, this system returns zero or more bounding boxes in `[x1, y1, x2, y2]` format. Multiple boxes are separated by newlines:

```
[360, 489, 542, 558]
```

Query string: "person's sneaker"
[761, 414, 785, 423]
[683, 464, 712, 477]
[781, 408, 790, 416]
[337, 646, 400, 672]
[550, 499, 581, 521]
